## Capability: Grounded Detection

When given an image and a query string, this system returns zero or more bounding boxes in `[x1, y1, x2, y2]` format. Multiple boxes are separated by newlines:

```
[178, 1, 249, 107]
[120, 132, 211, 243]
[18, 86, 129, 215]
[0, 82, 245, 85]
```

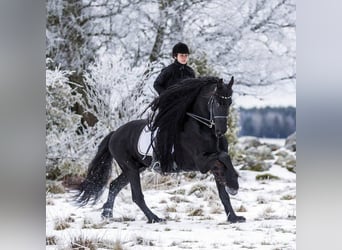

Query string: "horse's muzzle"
[225, 187, 238, 196]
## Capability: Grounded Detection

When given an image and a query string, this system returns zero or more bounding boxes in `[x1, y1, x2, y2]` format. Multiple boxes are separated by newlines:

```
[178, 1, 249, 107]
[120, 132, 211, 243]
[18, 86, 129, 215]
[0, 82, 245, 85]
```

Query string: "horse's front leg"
[127, 169, 165, 223]
[215, 180, 246, 223]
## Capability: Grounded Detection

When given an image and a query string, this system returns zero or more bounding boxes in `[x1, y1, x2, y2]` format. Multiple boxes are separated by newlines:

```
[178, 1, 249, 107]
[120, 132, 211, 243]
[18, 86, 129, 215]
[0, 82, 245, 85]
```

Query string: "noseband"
[186, 93, 231, 129]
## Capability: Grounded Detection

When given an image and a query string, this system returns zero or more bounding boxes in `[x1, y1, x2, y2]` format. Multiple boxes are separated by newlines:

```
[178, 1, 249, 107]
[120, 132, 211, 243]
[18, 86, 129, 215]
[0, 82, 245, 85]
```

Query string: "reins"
[186, 94, 231, 129]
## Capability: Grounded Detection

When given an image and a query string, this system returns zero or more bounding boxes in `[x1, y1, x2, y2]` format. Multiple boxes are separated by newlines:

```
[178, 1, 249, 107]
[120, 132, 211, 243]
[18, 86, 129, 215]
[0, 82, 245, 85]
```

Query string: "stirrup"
[151, 161, 163, 174]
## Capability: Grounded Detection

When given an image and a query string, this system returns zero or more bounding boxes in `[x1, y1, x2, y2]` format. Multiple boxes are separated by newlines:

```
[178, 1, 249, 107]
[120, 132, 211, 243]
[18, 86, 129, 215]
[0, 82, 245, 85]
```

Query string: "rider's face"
[176, 53, 189, 64]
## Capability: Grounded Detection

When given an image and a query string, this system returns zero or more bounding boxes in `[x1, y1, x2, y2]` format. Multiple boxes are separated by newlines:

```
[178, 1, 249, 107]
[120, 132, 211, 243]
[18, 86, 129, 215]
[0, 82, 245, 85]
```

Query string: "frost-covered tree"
[184, 0, 296, 96]
[46, 67, 91, 176]
[47, 0, 295, 98]
[83, 53, 158, 130]
[46, 0, 139, 76]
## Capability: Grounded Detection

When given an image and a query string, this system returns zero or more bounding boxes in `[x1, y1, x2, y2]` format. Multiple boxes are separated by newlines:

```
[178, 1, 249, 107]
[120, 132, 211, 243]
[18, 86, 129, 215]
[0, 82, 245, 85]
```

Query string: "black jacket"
[153, 60, 195, 95]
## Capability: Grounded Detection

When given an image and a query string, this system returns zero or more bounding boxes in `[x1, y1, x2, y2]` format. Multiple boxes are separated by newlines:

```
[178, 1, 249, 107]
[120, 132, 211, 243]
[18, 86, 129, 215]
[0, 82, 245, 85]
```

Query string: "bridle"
[186, 92, 232, 129]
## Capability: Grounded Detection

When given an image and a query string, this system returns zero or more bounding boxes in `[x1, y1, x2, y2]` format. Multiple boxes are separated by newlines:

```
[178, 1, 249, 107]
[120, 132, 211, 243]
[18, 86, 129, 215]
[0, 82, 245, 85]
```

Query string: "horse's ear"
[217, 78, 224, 89]
[228, 76, 234, 87]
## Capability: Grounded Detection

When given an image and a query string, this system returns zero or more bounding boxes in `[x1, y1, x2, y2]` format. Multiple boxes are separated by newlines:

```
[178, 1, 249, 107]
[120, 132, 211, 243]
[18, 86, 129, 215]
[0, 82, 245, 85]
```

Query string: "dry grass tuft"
[69, 236, 125, 250]
[70, 236, 97, 250]
[236, 204, 247, 212]
[170, 195, 190, 203]
[256, 173, 280, 180]
[166, 206, 177, 212]
[46, 235, 57, 245]
[46, 181, 65, 194]
[188, 208, 204, 216]
[54, 218, 71, 230]
[134, 236, 154, 246]
[281, 194, 296, 200]
[188, 183, 207, 196]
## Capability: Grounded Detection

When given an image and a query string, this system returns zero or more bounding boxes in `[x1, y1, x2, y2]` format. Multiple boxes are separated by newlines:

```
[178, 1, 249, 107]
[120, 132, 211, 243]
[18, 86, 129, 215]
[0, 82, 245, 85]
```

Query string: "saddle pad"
[137, 125, 155, 157]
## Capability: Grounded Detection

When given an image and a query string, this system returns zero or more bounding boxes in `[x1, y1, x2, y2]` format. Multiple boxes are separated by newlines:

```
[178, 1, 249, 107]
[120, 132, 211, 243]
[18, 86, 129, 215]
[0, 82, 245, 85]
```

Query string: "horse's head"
[211, 77, 234, 137]
[211, 154, 239, 196]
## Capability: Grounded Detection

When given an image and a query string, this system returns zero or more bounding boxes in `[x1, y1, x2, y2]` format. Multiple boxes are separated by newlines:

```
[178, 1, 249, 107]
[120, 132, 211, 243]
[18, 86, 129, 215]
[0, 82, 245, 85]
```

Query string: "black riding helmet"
[172, 42, 190, 57]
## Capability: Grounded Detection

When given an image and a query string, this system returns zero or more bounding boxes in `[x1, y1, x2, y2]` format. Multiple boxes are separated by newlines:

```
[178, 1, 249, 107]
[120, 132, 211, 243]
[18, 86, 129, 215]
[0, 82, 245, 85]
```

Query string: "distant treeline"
[238, 106, 296, 138]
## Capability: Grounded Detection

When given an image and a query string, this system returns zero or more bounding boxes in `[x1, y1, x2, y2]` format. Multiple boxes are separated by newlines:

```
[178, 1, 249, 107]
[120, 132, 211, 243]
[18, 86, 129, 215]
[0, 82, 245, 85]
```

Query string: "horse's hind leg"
[127, 168, 164, 223]
[102, 173, 129, 218]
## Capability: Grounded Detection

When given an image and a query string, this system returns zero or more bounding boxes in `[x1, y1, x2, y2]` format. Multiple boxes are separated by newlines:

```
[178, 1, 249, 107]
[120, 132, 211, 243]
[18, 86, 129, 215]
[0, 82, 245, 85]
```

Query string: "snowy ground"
[46, 139, 296, 250]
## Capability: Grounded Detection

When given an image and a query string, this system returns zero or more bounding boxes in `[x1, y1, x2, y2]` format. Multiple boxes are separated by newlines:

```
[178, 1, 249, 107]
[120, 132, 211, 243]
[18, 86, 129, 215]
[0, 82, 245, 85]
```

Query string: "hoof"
[228, 214, 246, 223]
[101, 208, 113, 219]
[147, 217, 166, 224]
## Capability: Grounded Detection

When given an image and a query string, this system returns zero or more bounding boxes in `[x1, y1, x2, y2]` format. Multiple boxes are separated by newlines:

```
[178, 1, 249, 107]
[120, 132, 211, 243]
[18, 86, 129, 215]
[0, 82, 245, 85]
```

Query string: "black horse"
[75, 76, 246, 223]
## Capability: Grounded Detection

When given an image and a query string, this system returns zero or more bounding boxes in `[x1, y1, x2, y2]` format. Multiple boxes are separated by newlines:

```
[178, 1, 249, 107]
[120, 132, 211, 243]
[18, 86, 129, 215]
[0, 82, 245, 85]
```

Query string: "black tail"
[75, 131, 115, 206]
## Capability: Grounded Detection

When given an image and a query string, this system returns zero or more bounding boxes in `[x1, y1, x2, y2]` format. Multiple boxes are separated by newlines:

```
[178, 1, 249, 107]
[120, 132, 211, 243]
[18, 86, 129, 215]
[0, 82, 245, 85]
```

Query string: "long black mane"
[148, 76, 220, 171]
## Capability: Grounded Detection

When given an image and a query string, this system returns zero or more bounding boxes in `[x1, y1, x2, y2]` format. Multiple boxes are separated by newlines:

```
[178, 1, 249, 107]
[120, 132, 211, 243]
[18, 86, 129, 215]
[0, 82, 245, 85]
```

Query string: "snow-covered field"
[46, 139, 296, 250]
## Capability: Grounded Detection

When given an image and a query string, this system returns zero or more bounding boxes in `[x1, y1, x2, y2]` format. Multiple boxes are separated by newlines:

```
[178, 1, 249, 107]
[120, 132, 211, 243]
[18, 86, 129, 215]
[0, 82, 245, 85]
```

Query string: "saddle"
[137, 125, 178, 173]
[137, 125, 155, 157]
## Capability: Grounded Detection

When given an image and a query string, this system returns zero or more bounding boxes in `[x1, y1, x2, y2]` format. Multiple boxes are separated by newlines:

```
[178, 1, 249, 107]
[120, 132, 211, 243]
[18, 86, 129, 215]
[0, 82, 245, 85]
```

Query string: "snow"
[46, 139, 296, 250]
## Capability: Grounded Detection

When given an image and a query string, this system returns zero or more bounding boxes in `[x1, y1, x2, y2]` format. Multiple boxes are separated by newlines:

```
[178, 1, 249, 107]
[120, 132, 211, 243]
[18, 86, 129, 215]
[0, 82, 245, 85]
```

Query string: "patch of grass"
[240, 245, 256, 249]
[70, 236, 97, 250]
[70, 236, 124, 250]
[188, 208, 204, 216]
[166, 206, 177, 212]
[199, 216, 213, 220]
[54, 219, 70, 230]
[46, 235, 57, 245]
[281, 194, 296, 200]
[256, 173, 280, 180]
[233, 240, 243, 245]
[287, 214, 296, 220]
[275, 227, 293, 233]
[46, 181, 65, 194]
[247, 163, 265, 172]
[90, 222, 108, 229]
[170, 241, 178, 247]
[236, 205, 247, 212]
[167, 189, 186, 195]
[184, 172, 197, 179]
[82, 218, 93, 229]
[188, 183, 207, 196]
[134, 236, 154, 246]
[142, 173, 176, 190]
[164, 227, 172, 231]
[175, 189, 186, 195]
[170, 195, 190, 203]
[261, 241, 272, 245]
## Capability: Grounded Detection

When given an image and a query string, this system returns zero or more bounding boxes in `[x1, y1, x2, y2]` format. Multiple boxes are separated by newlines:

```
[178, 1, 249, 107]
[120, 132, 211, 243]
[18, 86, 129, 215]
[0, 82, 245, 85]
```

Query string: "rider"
[151, 42, 196, 174]
[153, 42, 195, 94]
